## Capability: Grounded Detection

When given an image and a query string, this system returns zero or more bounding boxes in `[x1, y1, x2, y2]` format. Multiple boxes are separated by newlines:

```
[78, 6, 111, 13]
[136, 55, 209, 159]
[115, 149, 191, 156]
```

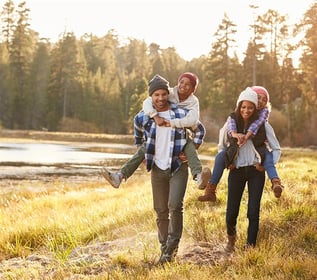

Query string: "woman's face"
[240, 101, 256, 120]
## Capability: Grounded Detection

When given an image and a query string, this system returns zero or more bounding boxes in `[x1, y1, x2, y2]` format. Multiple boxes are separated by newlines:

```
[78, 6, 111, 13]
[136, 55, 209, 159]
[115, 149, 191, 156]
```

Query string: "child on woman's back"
[198, 86, 284, 202]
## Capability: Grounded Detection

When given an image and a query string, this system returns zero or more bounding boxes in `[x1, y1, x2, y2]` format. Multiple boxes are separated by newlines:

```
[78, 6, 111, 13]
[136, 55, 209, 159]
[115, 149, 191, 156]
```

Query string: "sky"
[12, 0, 316, 61]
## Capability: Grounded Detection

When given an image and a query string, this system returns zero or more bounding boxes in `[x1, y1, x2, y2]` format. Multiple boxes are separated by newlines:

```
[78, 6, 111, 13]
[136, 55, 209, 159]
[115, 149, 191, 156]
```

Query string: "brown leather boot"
[225, 234, 237, 253]
[198, 183, 217, 202]
[271, 178, 284, 198]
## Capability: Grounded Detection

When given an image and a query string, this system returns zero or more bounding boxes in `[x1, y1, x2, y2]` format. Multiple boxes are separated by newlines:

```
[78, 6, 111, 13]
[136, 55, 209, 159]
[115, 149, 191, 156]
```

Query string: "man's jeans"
[151, 163, 188, 253]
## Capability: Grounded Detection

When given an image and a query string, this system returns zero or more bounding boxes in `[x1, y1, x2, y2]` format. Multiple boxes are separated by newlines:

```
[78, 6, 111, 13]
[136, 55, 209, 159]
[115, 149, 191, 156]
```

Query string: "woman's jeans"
[210, 149, 279, 185]
[151, 163, 188, 254]
[226, 166, 265, 246]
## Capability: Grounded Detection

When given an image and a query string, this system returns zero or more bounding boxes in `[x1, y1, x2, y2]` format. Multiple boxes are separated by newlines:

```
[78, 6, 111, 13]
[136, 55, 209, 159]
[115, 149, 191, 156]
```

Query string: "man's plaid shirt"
[134, 102, 205, 173]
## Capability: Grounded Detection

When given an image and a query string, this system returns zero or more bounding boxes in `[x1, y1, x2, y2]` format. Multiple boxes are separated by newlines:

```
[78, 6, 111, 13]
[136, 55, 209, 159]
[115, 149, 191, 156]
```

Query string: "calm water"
[0, 142, 132, 165]
[0, 142, 213, 165]
[0, 142, 135, 180]
[0, 142, 213, 180]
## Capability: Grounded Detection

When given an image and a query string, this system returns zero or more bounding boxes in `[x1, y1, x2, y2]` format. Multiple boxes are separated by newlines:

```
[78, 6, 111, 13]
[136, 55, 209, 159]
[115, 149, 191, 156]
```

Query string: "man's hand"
[163, 119, 171, 127]
[194, 143, 201, 150]
[179, 152, 188, 162]
[153, 115, 165, 126]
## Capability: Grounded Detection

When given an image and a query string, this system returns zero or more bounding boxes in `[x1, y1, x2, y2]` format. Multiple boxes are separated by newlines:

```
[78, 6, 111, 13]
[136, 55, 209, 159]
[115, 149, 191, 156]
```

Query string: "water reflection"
[0, 142, 213, 181]
[0, 142, 132, 165]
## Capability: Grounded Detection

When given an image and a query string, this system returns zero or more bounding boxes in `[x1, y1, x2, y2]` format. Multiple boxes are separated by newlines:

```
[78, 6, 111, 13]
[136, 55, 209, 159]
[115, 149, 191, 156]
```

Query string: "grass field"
[0, 131, 316, 279]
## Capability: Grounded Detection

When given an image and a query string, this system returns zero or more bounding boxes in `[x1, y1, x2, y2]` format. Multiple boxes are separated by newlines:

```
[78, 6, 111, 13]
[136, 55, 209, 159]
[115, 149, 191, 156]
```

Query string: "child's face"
[257, 93, 268, 109]
[178, 77, 195, 100]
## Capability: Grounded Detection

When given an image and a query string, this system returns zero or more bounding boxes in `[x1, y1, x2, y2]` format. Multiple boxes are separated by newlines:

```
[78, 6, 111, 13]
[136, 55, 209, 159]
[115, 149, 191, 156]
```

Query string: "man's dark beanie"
[148, 74, 169, 96]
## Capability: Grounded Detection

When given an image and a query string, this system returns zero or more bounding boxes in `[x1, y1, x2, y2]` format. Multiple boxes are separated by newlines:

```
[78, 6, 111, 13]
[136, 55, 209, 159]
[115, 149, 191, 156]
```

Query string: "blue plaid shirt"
[134, 102, 205, 173]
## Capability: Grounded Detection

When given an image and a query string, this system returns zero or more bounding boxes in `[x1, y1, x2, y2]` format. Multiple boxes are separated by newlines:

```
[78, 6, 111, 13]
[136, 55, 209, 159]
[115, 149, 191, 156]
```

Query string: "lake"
[0, 141, 213, 181]
[0, 142, 135, 180]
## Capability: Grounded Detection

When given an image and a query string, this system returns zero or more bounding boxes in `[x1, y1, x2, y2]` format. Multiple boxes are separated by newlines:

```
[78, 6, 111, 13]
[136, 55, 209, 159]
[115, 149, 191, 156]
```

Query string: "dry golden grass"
[0, 136, 316, 279]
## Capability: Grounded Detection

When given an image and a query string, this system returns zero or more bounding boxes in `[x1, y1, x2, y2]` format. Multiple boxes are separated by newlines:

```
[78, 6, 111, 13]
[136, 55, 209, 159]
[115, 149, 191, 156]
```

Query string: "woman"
[198, 85, 284, 202]
[224, 87, 266, 252]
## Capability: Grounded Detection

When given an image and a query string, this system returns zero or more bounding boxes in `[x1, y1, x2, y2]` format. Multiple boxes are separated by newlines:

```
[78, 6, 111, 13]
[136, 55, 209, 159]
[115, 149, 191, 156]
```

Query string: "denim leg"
[226, 168, 246, 236]
[246, 168, 265, 246]
[210, 150, 226, 185]
[151, 165, 170, 247]
[263, 150, 279, 180]
[120, 144, 145, 179]
[183, 139, 202, 178]
[166, 163, 188, 253]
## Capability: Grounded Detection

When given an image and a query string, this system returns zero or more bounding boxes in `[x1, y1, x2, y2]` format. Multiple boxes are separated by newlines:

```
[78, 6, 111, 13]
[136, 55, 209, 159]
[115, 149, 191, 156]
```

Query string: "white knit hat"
[236, 87, 258, 108]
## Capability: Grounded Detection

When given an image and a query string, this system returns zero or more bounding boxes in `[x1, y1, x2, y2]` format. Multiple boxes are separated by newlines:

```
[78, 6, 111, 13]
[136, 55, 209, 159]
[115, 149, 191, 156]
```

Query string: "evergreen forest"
[1, 0, 317, 146]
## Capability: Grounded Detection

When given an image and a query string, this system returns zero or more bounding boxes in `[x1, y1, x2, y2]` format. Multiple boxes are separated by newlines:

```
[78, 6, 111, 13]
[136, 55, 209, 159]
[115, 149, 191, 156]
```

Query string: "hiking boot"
[101, 167, 123, 188]
[196, 167, 211, 190]
[271, 178, 284, 198]
[225, 234, 237, 253]
[157, 253, 173, 265]
[157, 246, 178, 265]
[198, 182, 217, 202]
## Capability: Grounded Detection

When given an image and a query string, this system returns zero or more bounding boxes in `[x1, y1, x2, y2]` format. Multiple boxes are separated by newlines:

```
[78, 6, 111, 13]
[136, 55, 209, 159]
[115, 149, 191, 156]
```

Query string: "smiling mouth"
[242, 113, 251, 118]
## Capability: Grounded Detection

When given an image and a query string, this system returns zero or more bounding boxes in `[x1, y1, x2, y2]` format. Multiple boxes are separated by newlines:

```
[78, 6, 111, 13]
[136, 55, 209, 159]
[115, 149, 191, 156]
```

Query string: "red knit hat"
[178, 72, 199, 93]
[251, 86, 270, 102]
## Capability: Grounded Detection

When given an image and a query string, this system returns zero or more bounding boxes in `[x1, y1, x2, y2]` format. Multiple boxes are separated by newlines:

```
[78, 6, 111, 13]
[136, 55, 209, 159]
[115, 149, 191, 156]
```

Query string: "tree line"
[0, 0, 316, 146]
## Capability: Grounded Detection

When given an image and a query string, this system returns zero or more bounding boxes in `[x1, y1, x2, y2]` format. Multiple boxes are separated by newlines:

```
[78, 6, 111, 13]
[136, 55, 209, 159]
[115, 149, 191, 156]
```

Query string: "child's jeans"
[120, 139, 202, 179]
[209, 150, 226, 185]
[182, 139, 202, 178]
[263, 150, 279, 180]
[120, 144, 146, 179]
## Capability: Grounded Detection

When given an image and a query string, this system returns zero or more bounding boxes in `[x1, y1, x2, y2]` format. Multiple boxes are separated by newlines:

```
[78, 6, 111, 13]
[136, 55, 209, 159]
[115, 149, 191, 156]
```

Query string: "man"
[134, 74, 204, 264]
[102, 72, 210, 190]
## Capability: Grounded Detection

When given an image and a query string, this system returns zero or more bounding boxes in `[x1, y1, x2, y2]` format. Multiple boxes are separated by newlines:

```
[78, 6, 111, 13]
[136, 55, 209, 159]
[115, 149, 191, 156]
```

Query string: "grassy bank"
[0, 135, 316, 279]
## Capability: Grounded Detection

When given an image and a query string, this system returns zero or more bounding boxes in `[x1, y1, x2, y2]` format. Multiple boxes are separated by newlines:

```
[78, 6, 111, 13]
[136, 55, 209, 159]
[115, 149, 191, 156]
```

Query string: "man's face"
[151, 89, 169, 112]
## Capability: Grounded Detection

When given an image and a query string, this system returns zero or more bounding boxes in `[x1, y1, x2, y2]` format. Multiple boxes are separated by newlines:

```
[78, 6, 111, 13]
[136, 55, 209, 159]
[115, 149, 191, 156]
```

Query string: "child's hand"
[232, 133, 246, 146]
[238, 136, 247, 147]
